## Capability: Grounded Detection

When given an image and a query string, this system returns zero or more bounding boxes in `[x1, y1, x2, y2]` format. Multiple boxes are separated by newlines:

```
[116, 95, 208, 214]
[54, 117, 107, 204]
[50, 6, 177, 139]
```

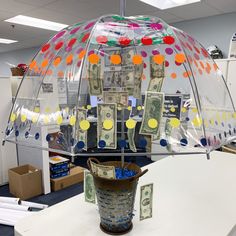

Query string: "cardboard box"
[51, 166, 84, 191]
[8, 165, 43, 200]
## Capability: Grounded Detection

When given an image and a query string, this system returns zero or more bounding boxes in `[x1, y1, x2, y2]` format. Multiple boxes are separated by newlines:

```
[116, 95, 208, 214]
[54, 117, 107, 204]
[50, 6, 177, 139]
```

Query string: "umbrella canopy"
[4, 15, 236, 157]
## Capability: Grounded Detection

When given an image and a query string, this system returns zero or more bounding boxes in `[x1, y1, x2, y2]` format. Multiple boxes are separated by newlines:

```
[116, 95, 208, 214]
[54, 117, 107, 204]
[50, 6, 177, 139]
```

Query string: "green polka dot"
[112, 15, 125, 20]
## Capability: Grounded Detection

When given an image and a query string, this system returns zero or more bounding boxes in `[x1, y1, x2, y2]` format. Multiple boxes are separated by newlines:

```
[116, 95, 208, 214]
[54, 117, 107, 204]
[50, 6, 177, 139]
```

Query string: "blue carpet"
[0, 156, 153, 236]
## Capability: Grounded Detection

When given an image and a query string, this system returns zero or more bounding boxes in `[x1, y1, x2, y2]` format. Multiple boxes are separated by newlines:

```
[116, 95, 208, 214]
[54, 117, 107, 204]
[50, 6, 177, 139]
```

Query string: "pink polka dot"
[84, 21, 95, 30]
[144, 63, 147, 68]
[53, 30, 66, 42]
[175, 44, 181, 51]
[76, 47, 84, 54]
[128, 23, 140, 29]
[70, 27, 80, 34]
[187, 35, 195, 44]
[77, 61, 81, 67]
[100, 50, 105, 57]
[152, 50, 159, 55]
[88, 50, 95, 56]
[186, 42, 192, 51]
[165, 61, 169, 67]
[150, 23, 163, 30]
[175, 61, 182, 66]
[141, 51, 147, 57]
[165, 48, 173, 55]
[65, 46, 72, 52]
[194, 53, 200, 60]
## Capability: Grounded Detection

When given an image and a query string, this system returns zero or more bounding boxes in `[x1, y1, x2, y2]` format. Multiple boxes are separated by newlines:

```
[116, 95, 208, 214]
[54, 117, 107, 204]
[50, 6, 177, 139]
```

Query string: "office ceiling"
[0, 0, 236, 53]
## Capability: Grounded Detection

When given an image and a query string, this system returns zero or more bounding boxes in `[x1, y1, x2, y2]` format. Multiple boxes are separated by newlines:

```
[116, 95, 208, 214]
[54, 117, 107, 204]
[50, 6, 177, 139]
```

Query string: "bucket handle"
[130, 169, 148, 181]
[87, 157, 100, 171]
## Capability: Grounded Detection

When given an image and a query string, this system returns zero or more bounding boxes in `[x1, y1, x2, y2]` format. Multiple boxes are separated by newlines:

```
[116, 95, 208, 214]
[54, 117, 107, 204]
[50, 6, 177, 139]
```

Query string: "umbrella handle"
[87, 157, 100, 170]
[130, 169, 148, 181]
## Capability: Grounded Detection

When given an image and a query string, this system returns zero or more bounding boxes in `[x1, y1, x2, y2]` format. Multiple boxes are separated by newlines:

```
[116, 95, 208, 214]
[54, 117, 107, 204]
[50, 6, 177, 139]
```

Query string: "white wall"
[173, 12, 236, 58]
[0, 47, 39, 77]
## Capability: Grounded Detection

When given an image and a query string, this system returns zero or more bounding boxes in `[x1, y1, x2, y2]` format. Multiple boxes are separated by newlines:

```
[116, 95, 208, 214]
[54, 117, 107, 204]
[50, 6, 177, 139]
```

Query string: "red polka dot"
[186, 42, 192, 51]
[119, 37, 131, 46]
[194, 46, 200, 54]
[199, 61, 205, 69]
[163, 36, 175, 45]
[55, 41, 63, 50]
[81, 33, 90, 43]
[96, 35, 108, 44]
[41, 43, 50, 53]
[141, 36, 152, 45]
[165, 61, 169, 67]
[201, 48, 208, 58]
[68, 38, 77, 48]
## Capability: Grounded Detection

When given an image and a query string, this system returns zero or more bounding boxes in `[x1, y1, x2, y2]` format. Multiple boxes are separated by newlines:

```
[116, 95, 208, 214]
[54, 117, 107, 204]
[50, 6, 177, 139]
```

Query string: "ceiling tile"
[15, 0, 58, 7]
[205, 0, 236, 13]
[166, 2, 222, 20]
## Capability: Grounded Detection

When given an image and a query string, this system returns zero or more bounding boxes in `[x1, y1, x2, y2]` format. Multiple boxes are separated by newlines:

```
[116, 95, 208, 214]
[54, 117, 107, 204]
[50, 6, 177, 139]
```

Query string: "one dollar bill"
[140, 92, 164, 135]
[90, 161, 115, 179]
[140, 183, 153, 221]
[97, 103, 117, 149]
[127, 120, 137, 152]
[84, 170, 96, 204]
[76, 108, 87, 150]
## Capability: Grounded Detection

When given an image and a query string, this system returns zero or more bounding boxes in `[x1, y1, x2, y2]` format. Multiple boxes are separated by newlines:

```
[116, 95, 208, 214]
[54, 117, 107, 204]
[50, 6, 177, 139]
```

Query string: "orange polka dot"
[213, 63, 218, 71]
[110, 54, 121, 65]
[42, 70, 46, 75]
[41, 59, 48, 68]
[194, 59, 198, 68]
[132, 54, 143, 65]
[53, 57, 61, 67]
[29, 60, 36, 70]
[78, 50, 86, 60]
[46, 69, 52, 76]
[153, 54, 165, 65]
[205, 67, 210, 74]
[58, 71, 64, 78]
[66, 54, 73, 64]
[183, 71, 191, 78]
[198, 68, 203, 75]
[199, 61, 204, 69]
[88, 53, 100, 64]
[175, 53, 186, 64]
[206, 62, 211, 71]
[171, 73, 177, 79]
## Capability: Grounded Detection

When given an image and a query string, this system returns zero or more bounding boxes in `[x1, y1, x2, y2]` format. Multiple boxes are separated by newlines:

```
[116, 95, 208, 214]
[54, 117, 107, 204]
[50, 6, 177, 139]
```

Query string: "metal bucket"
[87, 158, 148, 235]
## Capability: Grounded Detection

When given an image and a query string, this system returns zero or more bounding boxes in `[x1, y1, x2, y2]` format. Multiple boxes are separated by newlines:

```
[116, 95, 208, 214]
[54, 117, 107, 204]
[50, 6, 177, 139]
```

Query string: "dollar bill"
[150, 56, 165, 78]
[88, 61, 103, 95]
[84, 170, 96, 204]
[148, 57, 165, 92]
[97, 103, 117, 149]
[90, 161, 115, 179]
[104, 71, 125, 88]
[123, 70, 135, 88]
[165, 118, 173, 152]
[76, 108, 87, 150]
[128, 120, 137, 152]
[140, 183, 153, 221]
[103, 91, 128, 106]
[133, 64, 143, 99]
[140, 92, 164, 135]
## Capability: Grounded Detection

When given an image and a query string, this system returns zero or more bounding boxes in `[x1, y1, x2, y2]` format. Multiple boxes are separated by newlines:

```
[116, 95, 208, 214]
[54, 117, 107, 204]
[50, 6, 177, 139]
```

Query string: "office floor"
[0, 156, 153, 236]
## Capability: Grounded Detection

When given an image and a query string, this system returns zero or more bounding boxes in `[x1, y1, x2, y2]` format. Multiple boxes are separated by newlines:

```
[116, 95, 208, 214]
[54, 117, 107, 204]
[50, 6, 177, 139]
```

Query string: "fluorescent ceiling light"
[0, 38, 18, 44]
[5, 15, 68, 31]
[139, 0, 201, 10]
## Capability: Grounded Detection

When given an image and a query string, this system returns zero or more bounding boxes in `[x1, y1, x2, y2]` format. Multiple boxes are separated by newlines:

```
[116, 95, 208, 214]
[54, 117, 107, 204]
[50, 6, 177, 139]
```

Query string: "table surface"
[15, 151, 236, 236]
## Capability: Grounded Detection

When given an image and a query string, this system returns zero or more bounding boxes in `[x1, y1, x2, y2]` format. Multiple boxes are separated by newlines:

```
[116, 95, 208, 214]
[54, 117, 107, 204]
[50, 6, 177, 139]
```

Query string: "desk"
[15, 151, 236, 236]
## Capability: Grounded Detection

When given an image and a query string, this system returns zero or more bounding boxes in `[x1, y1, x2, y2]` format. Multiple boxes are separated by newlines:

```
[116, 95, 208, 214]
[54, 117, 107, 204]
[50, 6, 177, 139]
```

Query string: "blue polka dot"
[5, 129, 10, 135]
[139, 139, 147, 148]
[224, 131, 227, 137]
[160, 139, 167, 147]
[98, 140, 106, 148]
[186, 117, 190, 122]
[215, 121, 218, 125]
[35, 133, 40, 140]
[77, 141, 85, 149]
[221, 122, 224, 127]
[200, 138, 207, 146]
[219, 133, 222, 140]
[139, 114, 142, 118]
[234, 128, 236, 133]
[180, 138, 188, 146]
[228, 124, 232, 129]
[130, 114, 134, 117]
[46, 134, 51, 142]
[207, 138, 211, 146]
[119, 139, 126, 148]
[229, 130, 232, 135]
[57, 136, 64, 144]
[25, 131, 29, 138]
[15, 130, 19, 137]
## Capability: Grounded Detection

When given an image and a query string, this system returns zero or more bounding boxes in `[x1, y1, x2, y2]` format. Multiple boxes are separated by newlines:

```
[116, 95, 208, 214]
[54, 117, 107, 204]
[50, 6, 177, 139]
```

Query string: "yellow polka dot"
[210, 119, 214, 125]
[56, 106, 60, 112]
[45, 107, 51, 113]
[204, 119, 208, 128]
[126, 119, 136, 129]
[192, 116, 202, 127]
[44, 115, 49, 124]
[21, 114, 27, 122]
[34, 107, 40, 113]
[69, 116, 76, 126]
[117, 106, 122, 111]
[148, 118, 158, 129]
[192, 108, 198, 113]
[181, 107, 187, 113]
[170, 118, 180, 128]
[87, 105, 91, 110]
[10, 113, 16, 122]
[127, 106, 132, 111]
[103, 119, 113, 130]
[137, 106, 142, 111]
[32, 115, 38, 123]
[82, 106, 85, 109]
[222, 112, 227, 121]
[233, 112, 236, 119]
[80, 120, 90, 131]
[57, 115, 63, 125]
[170, 106, 175, 112]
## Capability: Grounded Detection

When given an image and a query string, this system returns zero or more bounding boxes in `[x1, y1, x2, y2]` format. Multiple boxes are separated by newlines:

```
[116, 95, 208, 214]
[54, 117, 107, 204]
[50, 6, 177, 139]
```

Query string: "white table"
[15, 151, 236, 236]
